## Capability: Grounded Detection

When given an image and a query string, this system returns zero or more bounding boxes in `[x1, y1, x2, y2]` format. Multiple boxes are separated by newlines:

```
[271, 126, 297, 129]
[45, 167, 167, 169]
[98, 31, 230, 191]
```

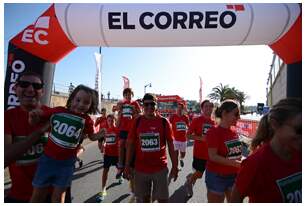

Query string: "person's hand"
[232, 159, 242, 168]
[123, 166, 132, 180]
[29, 109, 43, 125]
[39, 122, 50, 134]
[97, 128, 106, 140]
[168, 166, 179, 183]
[117, 101, 123, 111]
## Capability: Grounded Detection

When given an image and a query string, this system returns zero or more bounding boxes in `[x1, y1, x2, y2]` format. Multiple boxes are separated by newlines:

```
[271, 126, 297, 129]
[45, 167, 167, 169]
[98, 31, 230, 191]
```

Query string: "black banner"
[4, 42, 55, 110]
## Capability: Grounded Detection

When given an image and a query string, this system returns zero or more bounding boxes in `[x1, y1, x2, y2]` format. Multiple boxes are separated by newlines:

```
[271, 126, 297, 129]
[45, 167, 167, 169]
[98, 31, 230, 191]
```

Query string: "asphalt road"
[71, 140, 209, 203]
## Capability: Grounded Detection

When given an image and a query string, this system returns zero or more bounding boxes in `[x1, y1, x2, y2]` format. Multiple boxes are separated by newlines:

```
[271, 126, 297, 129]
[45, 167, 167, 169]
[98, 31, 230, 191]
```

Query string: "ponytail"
[250, 114, 272, 151]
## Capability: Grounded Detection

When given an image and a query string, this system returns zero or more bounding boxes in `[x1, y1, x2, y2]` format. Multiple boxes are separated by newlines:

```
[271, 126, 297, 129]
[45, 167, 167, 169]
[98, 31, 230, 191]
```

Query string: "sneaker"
[116, 167, 123, 179]
[184, 173, 193, 198]
[180, 159, 184, 168]
[96, 190, 107, 202]
[118, 176, 123, 184]
[78, 160, 83, 168]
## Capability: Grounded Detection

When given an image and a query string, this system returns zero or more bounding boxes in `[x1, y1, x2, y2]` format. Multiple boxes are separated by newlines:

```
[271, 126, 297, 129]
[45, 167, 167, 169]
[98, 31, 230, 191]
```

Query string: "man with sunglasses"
[124, 93, 178, 203]
[5, 72, 49, 202]
[4, 72, 71, 203]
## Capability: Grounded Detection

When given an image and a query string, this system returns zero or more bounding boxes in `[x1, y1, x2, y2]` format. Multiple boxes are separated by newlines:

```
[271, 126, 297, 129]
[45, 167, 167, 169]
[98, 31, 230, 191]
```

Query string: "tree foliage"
[208, 83, 248, 112]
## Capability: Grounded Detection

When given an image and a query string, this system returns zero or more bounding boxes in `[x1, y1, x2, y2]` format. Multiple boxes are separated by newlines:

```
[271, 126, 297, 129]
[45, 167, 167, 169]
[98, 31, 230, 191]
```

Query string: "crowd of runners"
[4, 71, 301, 203]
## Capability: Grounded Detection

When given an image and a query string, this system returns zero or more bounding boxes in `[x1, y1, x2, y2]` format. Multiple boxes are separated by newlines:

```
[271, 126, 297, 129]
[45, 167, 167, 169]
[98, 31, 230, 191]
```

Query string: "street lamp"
[144, 83, 152, 95]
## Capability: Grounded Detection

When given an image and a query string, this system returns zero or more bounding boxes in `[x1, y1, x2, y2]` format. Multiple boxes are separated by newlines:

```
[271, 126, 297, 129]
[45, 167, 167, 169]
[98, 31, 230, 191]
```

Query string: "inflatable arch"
[5, 3, 301, 110]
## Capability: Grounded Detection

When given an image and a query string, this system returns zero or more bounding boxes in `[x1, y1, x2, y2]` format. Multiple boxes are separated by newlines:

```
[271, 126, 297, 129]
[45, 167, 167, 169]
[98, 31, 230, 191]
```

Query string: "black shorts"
[103, 155, 118, 168]
[192, 157, 207, 173]
[119, 130, 129, 140]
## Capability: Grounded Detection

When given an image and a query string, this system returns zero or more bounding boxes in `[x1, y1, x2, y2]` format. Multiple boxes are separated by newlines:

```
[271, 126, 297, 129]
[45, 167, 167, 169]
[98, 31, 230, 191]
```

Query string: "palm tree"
[208, 84, 248, 112]
[208, 83, 231, 102]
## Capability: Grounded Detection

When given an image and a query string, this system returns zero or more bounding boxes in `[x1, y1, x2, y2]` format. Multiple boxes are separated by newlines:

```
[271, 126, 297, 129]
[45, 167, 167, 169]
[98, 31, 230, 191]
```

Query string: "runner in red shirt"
[29, 85, 105, 203]
[95, 108, 107, 131]
[4, 72, 50, 203]
[231, 98, 301, 203]
[185, 100, 215, 198]
[116, 88, 141, 174]
[123, 93, 178, 203]
[115, 88, 141, 202]
[94, 108, 108, 154]
[96, 114, 121, 202]
[205, 99, 241, 202]
[169, 102, 189, 168]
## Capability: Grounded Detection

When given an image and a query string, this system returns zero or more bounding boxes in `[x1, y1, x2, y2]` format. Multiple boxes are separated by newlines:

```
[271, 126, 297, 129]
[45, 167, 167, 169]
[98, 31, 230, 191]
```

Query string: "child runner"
[29, 85, 105, 203]
[96, 114, 121, 202]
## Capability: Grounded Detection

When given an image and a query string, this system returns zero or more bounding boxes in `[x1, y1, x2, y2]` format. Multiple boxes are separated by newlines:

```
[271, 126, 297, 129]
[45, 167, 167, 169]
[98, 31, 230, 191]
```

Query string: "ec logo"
[21, 16, 50, 45]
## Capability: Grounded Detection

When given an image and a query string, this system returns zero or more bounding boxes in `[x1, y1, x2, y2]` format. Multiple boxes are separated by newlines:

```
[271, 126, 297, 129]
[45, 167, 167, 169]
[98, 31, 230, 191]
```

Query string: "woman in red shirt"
[231, 98, 301, 203]
[206, 99, 241, 202]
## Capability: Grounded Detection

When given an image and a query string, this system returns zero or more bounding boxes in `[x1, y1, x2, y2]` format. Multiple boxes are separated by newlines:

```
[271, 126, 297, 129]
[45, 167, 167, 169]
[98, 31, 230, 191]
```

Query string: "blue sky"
[4, 3, 274, 105]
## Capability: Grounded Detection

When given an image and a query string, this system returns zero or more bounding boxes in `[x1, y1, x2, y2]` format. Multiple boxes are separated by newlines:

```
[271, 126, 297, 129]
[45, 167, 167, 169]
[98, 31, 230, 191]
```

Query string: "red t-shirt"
[170, 114, 189, 142]
[235, 144, 301, 203]
[127, 115, 174, 173]
[95, 116, 107, 129]
[119, 100, 141, 132]
[4, 106, 50, 201]
[187, 116, 215, 160]
[206, 125, 241, 175]
[103, 126, 119, 156]
[43, 107, 94, 160]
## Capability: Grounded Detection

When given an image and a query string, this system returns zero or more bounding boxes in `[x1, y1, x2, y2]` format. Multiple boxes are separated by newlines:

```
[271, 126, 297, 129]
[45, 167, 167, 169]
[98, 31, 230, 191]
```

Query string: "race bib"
[225, 139, 242, 160]
[50, 113, 85, 149]
[122, 104, 133, 118]
[202, 123, 212, 135]
[276, 172, 302, 203]
[140, 132, 160, 152]
[15, 134, 48, 165]
[105, 133, 116, 145]
[176, 121, 187, 131]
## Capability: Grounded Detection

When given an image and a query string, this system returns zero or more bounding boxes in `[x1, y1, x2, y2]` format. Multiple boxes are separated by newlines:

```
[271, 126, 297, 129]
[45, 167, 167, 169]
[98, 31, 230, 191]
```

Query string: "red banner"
[236, 119, 259, 138]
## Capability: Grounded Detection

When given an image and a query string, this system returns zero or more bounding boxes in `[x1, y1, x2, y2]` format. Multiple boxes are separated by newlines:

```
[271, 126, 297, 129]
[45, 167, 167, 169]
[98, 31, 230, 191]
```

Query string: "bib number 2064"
[53, 120, 81, 139]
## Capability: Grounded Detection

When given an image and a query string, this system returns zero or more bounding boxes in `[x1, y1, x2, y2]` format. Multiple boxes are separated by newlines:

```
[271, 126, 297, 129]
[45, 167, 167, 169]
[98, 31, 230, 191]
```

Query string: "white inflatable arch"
[5, 3, 301, 109]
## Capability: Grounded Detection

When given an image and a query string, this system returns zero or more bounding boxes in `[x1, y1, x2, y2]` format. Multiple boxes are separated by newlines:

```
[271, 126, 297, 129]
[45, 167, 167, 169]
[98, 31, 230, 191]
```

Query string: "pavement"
[4, 139, 248, 203]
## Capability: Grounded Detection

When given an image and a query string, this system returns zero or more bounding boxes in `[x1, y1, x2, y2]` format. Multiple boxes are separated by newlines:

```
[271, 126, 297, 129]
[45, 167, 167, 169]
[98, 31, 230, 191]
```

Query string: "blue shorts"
[32, 154, 76, 188]
[205, 170, 237, 195]
[119, 130, 129, 140]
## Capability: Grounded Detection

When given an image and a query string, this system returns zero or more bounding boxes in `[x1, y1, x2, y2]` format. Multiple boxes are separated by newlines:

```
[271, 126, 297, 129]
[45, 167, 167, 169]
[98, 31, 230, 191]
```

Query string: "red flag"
[199, 76, 203, 103]
[122, 76, 130, 89]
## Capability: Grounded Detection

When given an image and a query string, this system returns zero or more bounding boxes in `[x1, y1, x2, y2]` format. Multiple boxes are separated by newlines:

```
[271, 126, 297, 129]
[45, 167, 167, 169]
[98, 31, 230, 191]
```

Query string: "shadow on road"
[112, 193, 130, 203]
[169, 185, 190, 203]
[84, 193, 99, 203]
[72, 160, 103, 181]
[74, 159, 102, 172]
[106, 182, 122, 190]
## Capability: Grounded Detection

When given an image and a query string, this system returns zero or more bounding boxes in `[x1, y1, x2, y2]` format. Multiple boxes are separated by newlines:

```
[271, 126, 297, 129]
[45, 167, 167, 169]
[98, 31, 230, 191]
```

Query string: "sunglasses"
[17, 80, 44, 90]
[143, 102, 156, 107]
